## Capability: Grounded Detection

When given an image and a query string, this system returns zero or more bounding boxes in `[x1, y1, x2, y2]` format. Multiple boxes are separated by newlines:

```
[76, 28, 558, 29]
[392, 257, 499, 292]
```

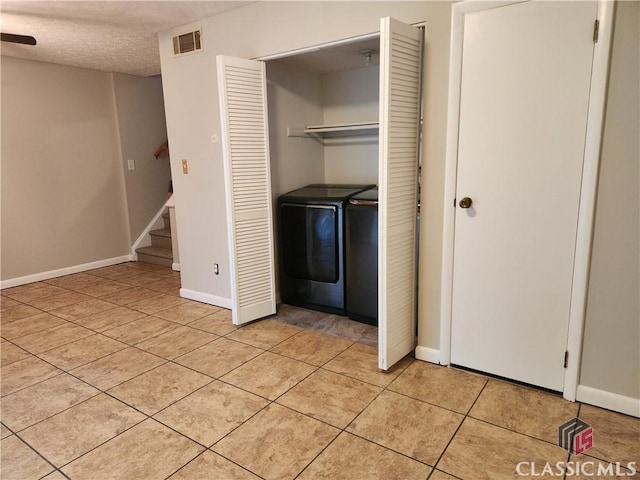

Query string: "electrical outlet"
[213, 263, 219, 275]
[182, 159, 189, 174]
[127, 159, 135, 171]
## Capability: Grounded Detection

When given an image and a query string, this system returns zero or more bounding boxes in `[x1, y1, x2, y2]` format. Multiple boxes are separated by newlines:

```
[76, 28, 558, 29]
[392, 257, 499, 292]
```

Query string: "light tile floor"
[1, 262, 638, 480]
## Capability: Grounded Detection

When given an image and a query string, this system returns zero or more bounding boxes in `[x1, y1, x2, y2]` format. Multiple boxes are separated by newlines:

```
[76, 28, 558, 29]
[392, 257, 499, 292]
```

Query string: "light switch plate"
[182, 159, 189, 174]
[127, 159, 135, 171]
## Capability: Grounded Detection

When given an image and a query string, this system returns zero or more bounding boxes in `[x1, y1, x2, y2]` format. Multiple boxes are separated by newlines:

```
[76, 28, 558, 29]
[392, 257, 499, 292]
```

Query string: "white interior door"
[450, 2, 598, 390]
[217, 55, 276, 325]
[378, 17, 423, 370]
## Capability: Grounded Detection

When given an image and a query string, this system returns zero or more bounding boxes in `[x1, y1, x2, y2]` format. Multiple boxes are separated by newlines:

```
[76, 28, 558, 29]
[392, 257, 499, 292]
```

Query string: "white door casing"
[378, 17, 423, 370]
[440, 1, 614, 396]
[217, 55, 277, 325]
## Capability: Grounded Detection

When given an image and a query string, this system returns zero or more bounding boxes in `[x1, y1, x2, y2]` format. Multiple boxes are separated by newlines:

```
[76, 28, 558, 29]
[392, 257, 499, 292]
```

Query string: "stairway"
[136, 211, 173, 267]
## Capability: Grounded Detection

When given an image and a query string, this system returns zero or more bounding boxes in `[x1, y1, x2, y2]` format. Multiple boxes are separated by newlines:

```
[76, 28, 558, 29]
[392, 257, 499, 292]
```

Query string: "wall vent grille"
[173, 30, 201, 55]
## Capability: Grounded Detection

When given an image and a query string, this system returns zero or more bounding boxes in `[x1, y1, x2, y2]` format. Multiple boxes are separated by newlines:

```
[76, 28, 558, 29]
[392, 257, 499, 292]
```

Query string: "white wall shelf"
[287, 121, 379, 138]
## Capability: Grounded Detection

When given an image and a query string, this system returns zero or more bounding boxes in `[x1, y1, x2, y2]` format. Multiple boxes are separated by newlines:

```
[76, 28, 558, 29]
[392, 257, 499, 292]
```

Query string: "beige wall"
[322, 66, 380, 185]
[112, 73, 170, 242]
[580, 1, 640, 400]
[1, 57, 130, 280]
[1, 58, 171, 283]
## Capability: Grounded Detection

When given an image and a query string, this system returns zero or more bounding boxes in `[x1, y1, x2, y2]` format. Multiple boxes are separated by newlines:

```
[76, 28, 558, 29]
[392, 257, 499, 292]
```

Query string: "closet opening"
[217, 17, 424, 368]
[263, 34, 383, 337]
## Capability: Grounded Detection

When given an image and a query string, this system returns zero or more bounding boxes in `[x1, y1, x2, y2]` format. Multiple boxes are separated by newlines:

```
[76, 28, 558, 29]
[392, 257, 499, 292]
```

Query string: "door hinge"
[593, 19, 599, 43]
[564, 351, 569, 368]
[453, 198, 457, 207]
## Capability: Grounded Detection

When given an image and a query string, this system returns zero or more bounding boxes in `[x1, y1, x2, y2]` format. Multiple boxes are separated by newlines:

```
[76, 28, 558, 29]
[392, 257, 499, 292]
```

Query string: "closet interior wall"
[322, 65, 380, 184]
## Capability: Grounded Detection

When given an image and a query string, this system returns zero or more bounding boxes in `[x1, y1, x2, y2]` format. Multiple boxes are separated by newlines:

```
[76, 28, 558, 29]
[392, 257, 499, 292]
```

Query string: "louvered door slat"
[217, 55, 276, 325]
[378, 17, 423, 370]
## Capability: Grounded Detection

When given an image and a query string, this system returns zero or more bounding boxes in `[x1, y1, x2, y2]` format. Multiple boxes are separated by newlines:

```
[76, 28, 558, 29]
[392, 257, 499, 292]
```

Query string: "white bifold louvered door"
[217, 56, 276, 325]
[378, 18, 423, 370]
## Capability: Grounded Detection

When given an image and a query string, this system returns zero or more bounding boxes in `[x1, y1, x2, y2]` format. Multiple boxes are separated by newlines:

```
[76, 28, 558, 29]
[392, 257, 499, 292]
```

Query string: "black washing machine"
[346, 187, 378, 325]
[278, 184, 374, 315]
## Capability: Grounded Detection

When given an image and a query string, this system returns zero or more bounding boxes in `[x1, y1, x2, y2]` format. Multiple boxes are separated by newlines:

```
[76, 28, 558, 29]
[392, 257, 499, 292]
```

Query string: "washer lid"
[282, 184, 375, 201]
[351, 187, 378, 202]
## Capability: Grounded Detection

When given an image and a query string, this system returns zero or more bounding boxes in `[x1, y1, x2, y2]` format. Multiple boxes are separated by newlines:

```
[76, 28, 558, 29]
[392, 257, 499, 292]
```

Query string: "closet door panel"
[217, 55, 276, 325]
[378, 17, 422, 369]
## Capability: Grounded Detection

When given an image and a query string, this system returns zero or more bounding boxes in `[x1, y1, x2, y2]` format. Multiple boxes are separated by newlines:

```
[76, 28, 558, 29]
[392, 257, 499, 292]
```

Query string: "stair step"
[162, 212, 170, 230]
[150, 228, 171, 238]
[150, 228, 172, 249]
[136, 246, 173, 267]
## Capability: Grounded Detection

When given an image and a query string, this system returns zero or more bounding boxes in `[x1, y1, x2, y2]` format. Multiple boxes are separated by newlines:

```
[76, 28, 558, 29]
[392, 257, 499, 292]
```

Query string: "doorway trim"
[439, 0, 614, 401]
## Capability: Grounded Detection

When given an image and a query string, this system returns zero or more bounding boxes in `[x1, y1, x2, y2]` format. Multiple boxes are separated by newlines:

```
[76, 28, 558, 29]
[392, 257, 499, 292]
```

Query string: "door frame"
[439, 0, 614, 401]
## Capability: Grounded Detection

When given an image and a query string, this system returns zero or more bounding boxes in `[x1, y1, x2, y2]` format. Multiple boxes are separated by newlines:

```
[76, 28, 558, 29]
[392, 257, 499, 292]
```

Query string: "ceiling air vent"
[173, 30, 201, 56]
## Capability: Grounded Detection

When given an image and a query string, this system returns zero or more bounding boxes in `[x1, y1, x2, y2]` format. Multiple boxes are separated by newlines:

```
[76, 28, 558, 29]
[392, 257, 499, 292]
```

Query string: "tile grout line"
[149, 331, 399, 478]
[17, 343, 221, 473]
[0, 368, 67, 400]
[284, 351, 419, 477]
[462, 378, 587, 453]
[13, 301, 221, 371]
[283, 352, 434, 478]
[6, 427, 64, 478]
[17, 365, 209, 473]
[428, 376, 489, 477]
[160, 448, 266, 480]
[386, 385, 474, 418]
[270, 337, 356, 370]
[322, 355, 454, 472]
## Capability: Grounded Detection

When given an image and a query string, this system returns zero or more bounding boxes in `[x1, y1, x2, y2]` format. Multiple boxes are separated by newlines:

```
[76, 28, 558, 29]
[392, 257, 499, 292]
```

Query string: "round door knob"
[459, 197, 473, 209]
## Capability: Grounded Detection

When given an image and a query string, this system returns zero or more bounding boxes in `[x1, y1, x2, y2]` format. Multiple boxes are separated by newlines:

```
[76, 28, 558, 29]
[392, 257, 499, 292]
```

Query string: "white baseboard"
[172, 263, 181, 272]
[576, 385, 640, 418]
[180, 288, 232, 309]
[0, 255, 133, 289]
[415, 345, 441, 364]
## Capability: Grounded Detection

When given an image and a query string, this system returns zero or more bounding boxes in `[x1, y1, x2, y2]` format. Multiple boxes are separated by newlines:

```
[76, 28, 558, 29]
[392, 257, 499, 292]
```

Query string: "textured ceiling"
[0, 1, 253, 77]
